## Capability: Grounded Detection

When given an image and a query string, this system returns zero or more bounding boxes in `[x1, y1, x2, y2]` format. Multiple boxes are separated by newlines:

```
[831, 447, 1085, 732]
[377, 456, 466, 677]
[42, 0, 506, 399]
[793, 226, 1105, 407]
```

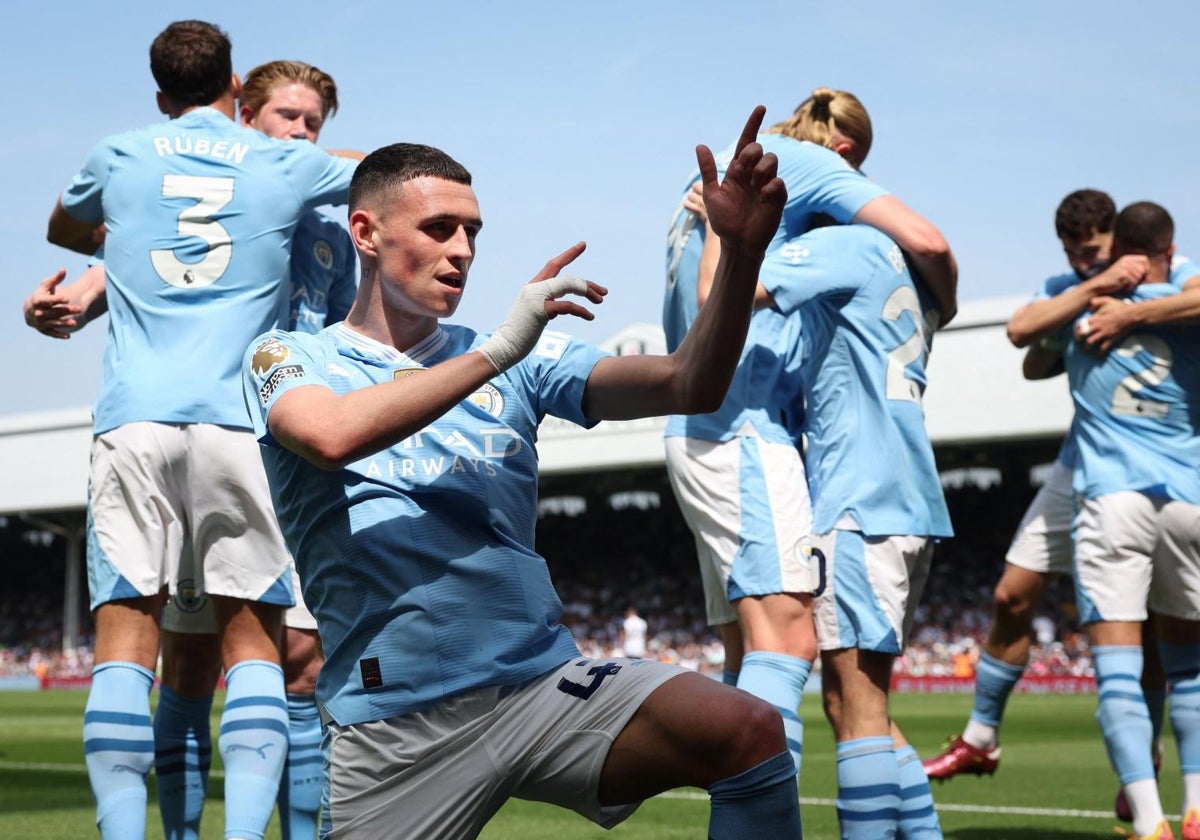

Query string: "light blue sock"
[968, 653, 1024, 729]
[708, 751, 801, 839]
[835, 736, 899, 840]
[221, 660, 289, 840]
[896, 744, 942, 838]
[723, 669, 740, 687]
[738, 652, 811, 775]
[1093, 646, 1155, 784]
[278, 693, 322, 840]
[1161, 643, 1200, 776]
[154, 686, 213, 840]
[84, 661, 156, 839]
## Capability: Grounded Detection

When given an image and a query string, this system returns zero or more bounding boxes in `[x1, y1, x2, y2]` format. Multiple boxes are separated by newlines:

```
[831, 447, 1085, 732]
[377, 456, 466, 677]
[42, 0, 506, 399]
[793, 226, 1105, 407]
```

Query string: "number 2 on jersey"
[150, 174, 234, 288]
[882, 285, 932, 403]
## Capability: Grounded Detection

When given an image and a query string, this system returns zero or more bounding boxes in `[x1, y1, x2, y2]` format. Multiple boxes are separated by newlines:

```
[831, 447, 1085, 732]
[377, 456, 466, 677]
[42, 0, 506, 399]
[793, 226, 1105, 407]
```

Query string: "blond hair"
[768, 87, 873, 163]
[241, 59, 338, 119]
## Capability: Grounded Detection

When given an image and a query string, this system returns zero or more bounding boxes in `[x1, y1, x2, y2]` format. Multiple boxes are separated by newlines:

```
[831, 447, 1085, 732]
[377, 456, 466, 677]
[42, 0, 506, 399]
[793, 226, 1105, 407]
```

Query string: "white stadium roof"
[0, 295, 1069, 516]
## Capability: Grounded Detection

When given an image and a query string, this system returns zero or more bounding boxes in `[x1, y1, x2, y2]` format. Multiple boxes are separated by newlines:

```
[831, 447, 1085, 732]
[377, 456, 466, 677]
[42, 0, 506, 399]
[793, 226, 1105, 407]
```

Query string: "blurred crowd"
[0, 469, 1093, 683]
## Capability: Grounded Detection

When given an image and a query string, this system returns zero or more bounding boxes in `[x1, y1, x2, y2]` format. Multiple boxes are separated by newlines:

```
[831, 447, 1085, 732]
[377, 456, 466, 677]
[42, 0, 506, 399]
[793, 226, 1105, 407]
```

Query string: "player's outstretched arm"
[264, 244, 603, 470]
[582, 106, 786, 421]
[852, 195, 958, 325]
[23, 264, 108, 339]
[1006, 255, 1148, 347]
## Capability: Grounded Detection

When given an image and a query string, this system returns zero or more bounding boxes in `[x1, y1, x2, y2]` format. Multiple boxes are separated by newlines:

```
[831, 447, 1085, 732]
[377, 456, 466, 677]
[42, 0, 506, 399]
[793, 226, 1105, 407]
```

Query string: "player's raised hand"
[23, 269, 82, 339]
[696, 106, 786, 256]
[479, 242, 608, 373]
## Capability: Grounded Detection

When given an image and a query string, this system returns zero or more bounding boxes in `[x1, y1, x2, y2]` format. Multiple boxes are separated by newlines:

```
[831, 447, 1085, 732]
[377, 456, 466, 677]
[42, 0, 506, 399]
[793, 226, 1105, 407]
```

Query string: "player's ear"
[229, 73, 243, 103]
[349, 209, 379, 255]
[239, 104, 255, 128]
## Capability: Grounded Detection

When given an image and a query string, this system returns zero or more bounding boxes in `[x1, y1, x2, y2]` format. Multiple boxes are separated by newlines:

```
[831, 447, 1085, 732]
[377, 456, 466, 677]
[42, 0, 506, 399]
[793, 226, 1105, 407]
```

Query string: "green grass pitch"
[0, 689, 1165, 838]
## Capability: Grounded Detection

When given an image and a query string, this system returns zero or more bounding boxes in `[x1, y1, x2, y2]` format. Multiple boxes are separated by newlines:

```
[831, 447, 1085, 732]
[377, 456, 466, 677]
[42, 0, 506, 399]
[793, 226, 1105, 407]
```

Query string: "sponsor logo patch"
[258, 364, 305, 404]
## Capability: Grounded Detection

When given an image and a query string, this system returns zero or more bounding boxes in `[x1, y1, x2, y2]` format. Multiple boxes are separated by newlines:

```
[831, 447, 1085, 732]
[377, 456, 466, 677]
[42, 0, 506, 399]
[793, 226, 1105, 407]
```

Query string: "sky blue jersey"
[1034, 255, 1200, 467]
[60, 107, 356, 433]
[243, 323, 608, 725]
[760, 225, 953, 538]
[290, 211, 357, 334]
[1064, 283, 1200, 502]
[662, 136, 887, 442]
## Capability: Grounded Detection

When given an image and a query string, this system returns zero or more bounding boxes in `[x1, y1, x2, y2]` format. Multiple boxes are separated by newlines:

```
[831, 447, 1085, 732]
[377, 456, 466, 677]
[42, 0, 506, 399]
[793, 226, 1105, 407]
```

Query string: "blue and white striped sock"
[737, 652, 811, 775]
[220, 660, 289, 840]
[896, 743, 942, 838]
[278, 693, 322, 840]
[835, 736, 899, 839]
[84, 661, 156, 839]
[154, 685, 213, 840]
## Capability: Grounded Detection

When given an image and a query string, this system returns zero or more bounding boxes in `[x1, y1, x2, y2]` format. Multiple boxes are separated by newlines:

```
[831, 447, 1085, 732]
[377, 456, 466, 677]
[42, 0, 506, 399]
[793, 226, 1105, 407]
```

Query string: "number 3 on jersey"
[150, 174, 234, 288]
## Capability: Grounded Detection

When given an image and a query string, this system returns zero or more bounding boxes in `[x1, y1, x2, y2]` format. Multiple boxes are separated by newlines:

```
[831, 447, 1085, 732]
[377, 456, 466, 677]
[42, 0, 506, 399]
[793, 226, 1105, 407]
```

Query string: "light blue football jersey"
[760, 225, 953, 538]
[290, 211, 357, 334]
[1064, 283, 1200, 502]
[1034, 255, 1200, 468]
[243, 323, 608, 725]
[60, 107, 356, 433]
[662, 136, 888, 443]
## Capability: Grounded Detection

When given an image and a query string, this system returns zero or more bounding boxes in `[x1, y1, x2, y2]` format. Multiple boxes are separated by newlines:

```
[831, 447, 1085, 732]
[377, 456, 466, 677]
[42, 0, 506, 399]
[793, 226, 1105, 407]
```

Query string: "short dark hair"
[1054, 189, 1116, 242]
[149, 20, 233, 110]
[349, 143, 473, 212]
[1114, 201, 1174, 255]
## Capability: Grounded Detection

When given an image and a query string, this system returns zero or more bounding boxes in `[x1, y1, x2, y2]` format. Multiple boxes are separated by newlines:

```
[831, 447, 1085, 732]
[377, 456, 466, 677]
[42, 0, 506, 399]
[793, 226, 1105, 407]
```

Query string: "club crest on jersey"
[468, 383, 505, 417]
[251, 338, 290, 375]
[173, 578, 208, 614]
[313, 239, 334, 271]
[393, 368, 424, 380]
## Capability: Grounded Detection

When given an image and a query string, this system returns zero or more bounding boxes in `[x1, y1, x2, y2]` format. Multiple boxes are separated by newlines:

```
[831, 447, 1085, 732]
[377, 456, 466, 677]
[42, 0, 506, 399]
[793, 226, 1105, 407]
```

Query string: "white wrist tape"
[478, 275, 589, 372]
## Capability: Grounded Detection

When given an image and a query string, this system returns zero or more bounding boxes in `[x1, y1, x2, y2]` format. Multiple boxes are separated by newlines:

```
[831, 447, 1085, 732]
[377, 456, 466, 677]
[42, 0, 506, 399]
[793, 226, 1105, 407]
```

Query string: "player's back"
[1065, 283, 1200, 502]
[779, 225, 951, 537]
[63, 108, 355, 432]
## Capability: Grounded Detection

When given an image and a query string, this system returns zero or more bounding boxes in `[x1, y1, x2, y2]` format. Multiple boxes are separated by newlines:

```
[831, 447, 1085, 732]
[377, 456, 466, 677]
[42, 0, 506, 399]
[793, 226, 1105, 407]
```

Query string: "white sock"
[961, 719, 998, 751]
[1125, 777, 1165, 837]
[1183, 773, 1200, 814]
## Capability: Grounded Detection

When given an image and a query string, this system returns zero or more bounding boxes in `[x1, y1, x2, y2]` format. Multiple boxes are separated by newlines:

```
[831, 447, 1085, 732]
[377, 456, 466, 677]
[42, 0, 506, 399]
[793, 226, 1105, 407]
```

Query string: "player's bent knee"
[724, 693, 787, 775]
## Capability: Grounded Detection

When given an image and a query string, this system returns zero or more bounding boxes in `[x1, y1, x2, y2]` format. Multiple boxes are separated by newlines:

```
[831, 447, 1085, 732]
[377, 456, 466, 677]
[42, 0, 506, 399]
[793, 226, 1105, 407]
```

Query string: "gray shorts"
[321, 657, 684, 839]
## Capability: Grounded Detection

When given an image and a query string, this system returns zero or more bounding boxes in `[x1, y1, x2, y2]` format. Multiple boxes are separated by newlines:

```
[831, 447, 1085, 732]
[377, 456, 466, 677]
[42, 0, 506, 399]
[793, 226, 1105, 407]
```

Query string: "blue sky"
[5, 0, 1199, 415]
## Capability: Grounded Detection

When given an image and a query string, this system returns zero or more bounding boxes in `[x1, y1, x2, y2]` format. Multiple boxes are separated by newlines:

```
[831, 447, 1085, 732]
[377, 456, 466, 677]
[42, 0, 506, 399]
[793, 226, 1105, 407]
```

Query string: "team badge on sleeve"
[468, 383, 505, 417]
[313, 239, 334, 271]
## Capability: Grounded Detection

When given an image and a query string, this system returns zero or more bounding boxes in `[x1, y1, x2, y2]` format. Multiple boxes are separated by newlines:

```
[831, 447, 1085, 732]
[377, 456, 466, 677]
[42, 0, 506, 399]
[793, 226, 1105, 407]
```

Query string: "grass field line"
[1, 760, 1166, 823]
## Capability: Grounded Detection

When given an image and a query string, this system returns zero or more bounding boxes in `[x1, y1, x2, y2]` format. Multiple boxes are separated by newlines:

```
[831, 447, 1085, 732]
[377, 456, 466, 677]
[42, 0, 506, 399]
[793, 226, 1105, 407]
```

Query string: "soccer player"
[663, 86, 956, 785]
[924, 192, 1200, 816]
[1054, 202, 1200, 840]
[44, 21, 356, 840]
[620, 607, 648, 659]
[244, 108, 802, 839]
[156, 59, 356, 840]
[756, 220, 952, 839]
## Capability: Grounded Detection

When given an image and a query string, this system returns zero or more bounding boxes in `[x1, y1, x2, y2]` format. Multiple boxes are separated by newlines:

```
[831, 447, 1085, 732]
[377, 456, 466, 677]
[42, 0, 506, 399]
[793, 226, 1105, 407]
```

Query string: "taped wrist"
[478, 275, 588, 372]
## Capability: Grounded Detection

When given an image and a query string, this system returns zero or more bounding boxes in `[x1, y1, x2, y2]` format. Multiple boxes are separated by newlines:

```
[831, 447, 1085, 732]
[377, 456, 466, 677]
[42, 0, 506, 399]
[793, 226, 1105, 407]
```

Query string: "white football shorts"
[87, 421, 293, 610]
[811, 529, 935, 654]
[1004, 459, 1075, 576]
[163, 561, 317, 633]
[665, 435, 817, 628]
[321, 657, 684, 838]
[1074, 491, 1200, 623]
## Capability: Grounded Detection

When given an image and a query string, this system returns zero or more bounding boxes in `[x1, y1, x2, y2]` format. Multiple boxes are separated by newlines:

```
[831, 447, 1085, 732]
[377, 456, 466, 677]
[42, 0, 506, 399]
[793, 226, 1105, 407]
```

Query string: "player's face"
[1060, 229, 1113, 280]
[243, 82, 326, 143]
[370, 177, 482, 322]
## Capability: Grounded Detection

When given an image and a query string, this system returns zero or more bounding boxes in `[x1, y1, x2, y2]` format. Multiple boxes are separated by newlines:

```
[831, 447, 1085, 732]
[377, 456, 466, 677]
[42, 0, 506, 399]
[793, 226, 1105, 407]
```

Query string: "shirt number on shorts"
[1111, 334, 1172, 419]
[150, 174, 235, 289]
[556, 661, 621, 701]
